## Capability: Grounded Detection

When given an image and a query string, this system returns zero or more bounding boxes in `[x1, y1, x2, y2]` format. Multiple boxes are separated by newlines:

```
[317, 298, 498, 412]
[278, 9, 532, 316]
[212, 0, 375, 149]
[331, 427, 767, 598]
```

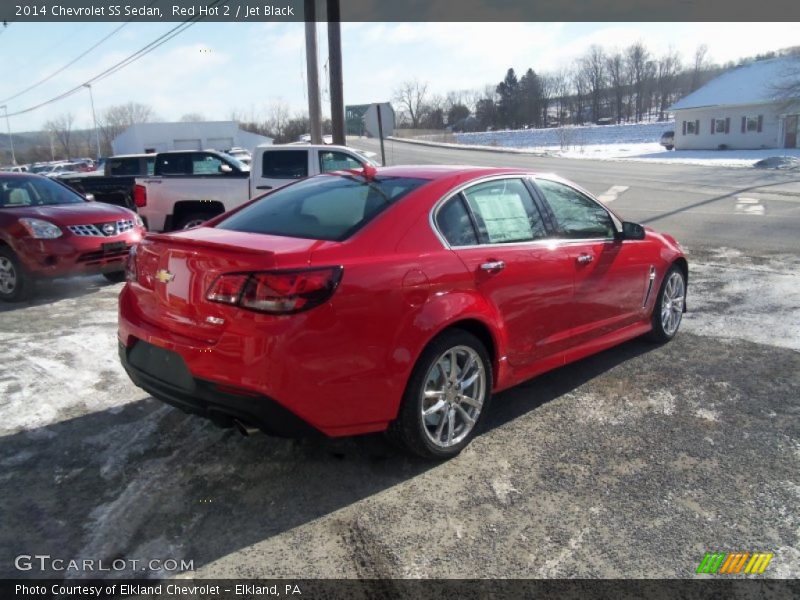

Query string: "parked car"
[118, 166, 688, 459]
[225, 147, 252, 165]
[60, 153, 156, 210]
[0, 173, 145, 301]
[133, 145, 372, 232]
[660, 130, 675, 150]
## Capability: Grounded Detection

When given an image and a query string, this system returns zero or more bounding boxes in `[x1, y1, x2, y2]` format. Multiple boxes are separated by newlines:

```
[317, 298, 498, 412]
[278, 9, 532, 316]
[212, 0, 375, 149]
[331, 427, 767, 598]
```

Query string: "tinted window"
[157, 154, 192, 176]
[319, 151, 363, 173]
[192, 153, 224, 175]
[436, 195, 478, 246]
[217, 175, 428, 241]
[536, 179, 615, 239]
[0, 176, 85, 207]
[106, 158, 141, 176]
[463, 178, 546, 244]
[262, 150, 308, 180]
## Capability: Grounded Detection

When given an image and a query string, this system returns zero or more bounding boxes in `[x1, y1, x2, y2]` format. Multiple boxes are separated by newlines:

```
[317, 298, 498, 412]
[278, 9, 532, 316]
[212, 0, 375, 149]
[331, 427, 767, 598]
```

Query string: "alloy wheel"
[661, 271, 685, 336]
[0, 257, 17, 295]
[421, 345, 487, 448]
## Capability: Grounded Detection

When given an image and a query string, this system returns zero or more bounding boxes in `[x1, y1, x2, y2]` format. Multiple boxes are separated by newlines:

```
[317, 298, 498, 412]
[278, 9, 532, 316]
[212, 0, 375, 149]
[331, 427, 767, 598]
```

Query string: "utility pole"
[327, 0, 345, 145]
[304, 0, 322, 144]
[1, 105, 16, 165]
[84, 84, 102, 160]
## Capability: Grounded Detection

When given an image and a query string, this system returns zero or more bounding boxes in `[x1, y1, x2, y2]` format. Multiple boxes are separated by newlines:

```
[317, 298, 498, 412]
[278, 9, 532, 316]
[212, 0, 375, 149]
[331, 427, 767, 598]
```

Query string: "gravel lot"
[0, 245, 798, 579]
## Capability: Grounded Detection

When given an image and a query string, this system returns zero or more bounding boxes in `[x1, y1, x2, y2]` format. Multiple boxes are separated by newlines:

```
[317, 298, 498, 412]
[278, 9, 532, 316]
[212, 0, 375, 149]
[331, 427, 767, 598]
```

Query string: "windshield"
[217, 174, 428, 241]
[0, 175, 86, 208]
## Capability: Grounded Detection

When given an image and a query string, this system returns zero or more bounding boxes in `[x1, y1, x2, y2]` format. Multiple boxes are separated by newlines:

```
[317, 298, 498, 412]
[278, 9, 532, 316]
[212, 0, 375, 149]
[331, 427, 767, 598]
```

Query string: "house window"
[686, 120, 697, 134]
[747, 116, 761, 132]
[714, 119, 726, 133]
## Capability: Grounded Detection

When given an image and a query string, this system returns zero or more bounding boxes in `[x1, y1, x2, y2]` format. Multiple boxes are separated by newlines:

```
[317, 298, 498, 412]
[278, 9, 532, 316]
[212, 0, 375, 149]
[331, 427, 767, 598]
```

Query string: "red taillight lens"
[133, 184, 147, 207]
[206, 267, 342, 314]
[206, 274, 249, 304]
[125, 245, 138, 282]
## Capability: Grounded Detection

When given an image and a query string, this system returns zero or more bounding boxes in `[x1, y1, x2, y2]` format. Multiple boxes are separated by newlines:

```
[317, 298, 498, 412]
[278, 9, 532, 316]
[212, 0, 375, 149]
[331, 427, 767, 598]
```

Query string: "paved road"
[350, 137, 800, 253]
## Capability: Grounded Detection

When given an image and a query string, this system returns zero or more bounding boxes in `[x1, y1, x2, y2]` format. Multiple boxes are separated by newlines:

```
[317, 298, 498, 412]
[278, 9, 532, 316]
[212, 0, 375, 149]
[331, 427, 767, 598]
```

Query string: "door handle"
[256, 185, 273, 190]
[576, 254, 594, 265]
[480, 260, 505, 272]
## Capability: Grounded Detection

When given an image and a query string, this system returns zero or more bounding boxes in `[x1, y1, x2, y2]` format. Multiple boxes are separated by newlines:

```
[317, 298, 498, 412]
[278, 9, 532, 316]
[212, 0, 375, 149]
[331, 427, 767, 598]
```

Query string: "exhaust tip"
[233, 419, 260, 437]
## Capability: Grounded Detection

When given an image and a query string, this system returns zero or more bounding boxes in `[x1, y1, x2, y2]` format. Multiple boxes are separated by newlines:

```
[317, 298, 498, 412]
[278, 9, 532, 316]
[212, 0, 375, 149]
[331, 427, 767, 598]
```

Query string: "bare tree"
[606, 51, 626, 123]
[691, 44, 709, 91]
[581, 45, 607, 123]
[179, 113, 205, 122]
[264, 101, 291, 141]
[656, 48, 682, 121]
[393, 80, 429, 129]
[44, 113, 75, 159]
[771, 55, 800, 105]
[626, 42, 650, 122]
[549, 69, 570, 126]
[97, 102, 155, 155]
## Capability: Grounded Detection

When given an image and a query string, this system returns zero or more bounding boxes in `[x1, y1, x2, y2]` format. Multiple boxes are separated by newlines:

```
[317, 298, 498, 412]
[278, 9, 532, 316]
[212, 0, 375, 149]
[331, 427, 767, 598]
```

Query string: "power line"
[4, 0, 226, 118]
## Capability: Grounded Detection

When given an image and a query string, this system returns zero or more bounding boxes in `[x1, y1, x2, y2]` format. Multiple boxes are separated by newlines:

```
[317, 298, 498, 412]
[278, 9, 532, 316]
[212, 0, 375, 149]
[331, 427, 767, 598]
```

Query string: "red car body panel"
[0, 174, 144, 278]
[118, 166, 686, 437]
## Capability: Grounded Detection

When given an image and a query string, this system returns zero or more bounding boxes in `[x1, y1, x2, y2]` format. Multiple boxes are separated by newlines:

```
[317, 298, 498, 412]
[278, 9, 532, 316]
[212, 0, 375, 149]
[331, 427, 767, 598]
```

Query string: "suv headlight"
[19, 218, 63, 239]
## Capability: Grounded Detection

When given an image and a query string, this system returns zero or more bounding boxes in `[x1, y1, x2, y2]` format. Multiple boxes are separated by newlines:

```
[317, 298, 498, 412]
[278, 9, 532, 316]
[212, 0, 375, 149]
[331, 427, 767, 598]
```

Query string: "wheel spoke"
[434, 409, 449, 441]
[448, 350, 458, 381]
[458, 354, 475, 384]
[423, 399, 446, 417]
[446, 408, 455, 444]
[459, 394, 482, 409]
[461, 368, 481, 390]
[454, 403, 475, 426]
[424, 389, 444, 399]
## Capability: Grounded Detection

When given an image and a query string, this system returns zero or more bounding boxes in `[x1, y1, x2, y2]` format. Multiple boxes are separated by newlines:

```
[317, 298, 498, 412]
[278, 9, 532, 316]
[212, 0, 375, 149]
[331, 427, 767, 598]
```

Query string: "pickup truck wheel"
[176, 213, 213, 230]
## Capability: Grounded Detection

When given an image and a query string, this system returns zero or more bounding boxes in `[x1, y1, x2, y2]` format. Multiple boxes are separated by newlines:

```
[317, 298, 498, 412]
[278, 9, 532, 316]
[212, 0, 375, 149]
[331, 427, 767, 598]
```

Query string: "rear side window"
[319, 151, 363, 173]
[157, 154, 192, 176]
[262, 151, 308, 180]
[106, 158, 140, 176]
[217, 175, 428, 241]
[462, 178, 546, 244]
[436, 195, 478, 246]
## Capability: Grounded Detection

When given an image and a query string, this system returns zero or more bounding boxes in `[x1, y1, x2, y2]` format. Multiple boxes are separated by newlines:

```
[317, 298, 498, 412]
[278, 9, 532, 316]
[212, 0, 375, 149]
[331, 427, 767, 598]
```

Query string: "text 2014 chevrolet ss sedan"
[118, 166, 687, 459]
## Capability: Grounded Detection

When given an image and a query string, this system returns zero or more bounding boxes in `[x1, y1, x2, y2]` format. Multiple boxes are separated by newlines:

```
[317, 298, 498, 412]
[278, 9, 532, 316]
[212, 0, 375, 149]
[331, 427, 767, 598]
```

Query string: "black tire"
[0, 246, 32, 302]
[665, 145, 674, 151]
[647, 264, 686, 343]
[388, 329, 493, 460]
[103, 271, 127, 283]
[175, 213, 214, 230]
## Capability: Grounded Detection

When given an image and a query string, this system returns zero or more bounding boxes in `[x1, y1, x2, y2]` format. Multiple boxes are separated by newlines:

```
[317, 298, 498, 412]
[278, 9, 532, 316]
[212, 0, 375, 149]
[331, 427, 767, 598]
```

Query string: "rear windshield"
[216, 174, 428, 241]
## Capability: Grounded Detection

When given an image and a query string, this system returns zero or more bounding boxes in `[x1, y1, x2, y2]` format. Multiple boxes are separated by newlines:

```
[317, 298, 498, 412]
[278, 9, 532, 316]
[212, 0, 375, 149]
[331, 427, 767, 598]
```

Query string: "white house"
[670, 57, 800, 151]
[112, 121, 272, 155]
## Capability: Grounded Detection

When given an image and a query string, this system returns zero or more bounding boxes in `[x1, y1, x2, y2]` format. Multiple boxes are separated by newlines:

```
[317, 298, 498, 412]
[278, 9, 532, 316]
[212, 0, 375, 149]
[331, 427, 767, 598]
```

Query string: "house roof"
[670, 57, 799, 111]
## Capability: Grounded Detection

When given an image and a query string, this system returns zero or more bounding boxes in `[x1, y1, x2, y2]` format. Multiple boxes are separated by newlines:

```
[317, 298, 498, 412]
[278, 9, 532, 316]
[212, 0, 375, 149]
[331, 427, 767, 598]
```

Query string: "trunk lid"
[131, 227, 333, 342]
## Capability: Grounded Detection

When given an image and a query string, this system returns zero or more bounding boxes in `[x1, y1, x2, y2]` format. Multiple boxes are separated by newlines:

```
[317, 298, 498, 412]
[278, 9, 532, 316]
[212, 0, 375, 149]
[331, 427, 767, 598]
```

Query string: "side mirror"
[619, 221, 645, 240]
[85, 193, 96, 202]
[219, 164, 233, 174]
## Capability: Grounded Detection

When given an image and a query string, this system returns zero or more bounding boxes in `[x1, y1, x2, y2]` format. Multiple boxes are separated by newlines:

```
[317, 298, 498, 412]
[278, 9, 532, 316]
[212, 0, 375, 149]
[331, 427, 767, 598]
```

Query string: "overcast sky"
[1, 21, 799, 132]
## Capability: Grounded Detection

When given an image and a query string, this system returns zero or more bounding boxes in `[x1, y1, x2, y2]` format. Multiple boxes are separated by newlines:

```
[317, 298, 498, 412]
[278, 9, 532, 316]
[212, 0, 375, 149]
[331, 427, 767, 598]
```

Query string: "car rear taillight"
[206, 267, 343, 314]
[134, 184, 147, 208]
[125, 245, 138, 282]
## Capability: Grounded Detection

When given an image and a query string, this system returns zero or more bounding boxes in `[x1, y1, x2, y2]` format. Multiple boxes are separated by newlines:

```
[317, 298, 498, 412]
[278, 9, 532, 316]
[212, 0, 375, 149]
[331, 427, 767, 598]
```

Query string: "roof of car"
[367, 165, 533, 180]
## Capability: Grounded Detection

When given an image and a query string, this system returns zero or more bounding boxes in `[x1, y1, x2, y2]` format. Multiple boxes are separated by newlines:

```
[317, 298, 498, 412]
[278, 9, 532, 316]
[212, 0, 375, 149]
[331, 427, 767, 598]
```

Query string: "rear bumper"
[119, 340, 318, 437]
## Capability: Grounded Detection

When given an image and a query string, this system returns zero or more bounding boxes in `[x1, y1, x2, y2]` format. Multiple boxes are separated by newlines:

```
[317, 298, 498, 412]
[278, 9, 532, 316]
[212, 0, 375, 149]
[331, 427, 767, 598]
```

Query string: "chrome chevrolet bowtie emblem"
[155, 269, 175, 284]
[102, 223, 116, 235]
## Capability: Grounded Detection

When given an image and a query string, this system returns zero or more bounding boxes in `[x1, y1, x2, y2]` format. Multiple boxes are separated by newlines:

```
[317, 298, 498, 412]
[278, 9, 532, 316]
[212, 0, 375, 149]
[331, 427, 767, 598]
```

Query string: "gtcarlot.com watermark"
[14, 554, 194, 573]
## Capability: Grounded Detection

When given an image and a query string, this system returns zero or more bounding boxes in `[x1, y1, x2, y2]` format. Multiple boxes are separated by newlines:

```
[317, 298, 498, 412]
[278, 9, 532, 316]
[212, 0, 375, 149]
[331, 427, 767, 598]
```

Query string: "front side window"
[217, 174, 428, 241]
[462, 178, 546, 244]
[436, 195, 478, 246]
[319, 151, 363, 173]
[192, 153, 224, 175]
[535, 179, 615, 239]
[261, 150, 308, 180]
[0, 176, 85, 207]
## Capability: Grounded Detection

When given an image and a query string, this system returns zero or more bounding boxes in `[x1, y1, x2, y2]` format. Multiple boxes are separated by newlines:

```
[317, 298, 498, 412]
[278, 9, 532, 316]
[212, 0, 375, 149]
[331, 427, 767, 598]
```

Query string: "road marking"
[735, 197, 765, 216]
[597, 185, 629, 203]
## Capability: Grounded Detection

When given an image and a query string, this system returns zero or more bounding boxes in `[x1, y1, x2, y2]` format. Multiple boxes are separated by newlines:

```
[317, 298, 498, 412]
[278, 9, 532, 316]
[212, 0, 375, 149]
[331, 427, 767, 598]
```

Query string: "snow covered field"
[434, 122, 800, 167]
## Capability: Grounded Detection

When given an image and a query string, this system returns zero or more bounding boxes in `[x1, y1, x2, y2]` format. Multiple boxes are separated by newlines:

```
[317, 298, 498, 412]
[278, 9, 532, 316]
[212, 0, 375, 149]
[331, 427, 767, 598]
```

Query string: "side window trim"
[532, 176, 621, 240]
[458, 192, 483, 244]
[523, 177, 559, 237]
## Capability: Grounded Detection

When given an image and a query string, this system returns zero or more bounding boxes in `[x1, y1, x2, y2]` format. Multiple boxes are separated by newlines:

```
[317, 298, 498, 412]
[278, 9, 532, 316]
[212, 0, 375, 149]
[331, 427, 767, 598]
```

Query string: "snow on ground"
[414, 122, 800, 167]
[682, 247, 800, 351]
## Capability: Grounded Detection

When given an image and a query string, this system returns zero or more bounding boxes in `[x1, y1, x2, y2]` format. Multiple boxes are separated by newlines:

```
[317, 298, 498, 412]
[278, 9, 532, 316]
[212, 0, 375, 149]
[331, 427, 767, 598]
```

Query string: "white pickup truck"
[134, 144, 377, 231]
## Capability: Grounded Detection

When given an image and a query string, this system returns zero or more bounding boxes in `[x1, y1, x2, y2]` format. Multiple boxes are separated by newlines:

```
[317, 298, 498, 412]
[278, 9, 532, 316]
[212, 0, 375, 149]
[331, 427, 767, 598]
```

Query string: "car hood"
[0, 202, 134, 225]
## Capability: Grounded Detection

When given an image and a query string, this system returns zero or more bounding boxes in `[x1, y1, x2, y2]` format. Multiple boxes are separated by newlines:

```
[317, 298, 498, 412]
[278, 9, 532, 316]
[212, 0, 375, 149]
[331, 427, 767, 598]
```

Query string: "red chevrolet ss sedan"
[119, 166, 687, 459]
[0, 173, 145, 301]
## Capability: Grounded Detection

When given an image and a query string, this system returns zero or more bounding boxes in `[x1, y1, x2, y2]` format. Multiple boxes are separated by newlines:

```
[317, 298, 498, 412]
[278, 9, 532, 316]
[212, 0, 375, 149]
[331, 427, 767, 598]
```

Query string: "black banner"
[3, 579, 800, 600]
[3, 0, 800, 22]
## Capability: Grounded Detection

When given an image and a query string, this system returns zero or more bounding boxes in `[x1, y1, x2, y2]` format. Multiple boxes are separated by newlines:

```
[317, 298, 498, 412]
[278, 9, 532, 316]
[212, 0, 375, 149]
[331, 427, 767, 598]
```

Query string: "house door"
[785, 115, 798, 148]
